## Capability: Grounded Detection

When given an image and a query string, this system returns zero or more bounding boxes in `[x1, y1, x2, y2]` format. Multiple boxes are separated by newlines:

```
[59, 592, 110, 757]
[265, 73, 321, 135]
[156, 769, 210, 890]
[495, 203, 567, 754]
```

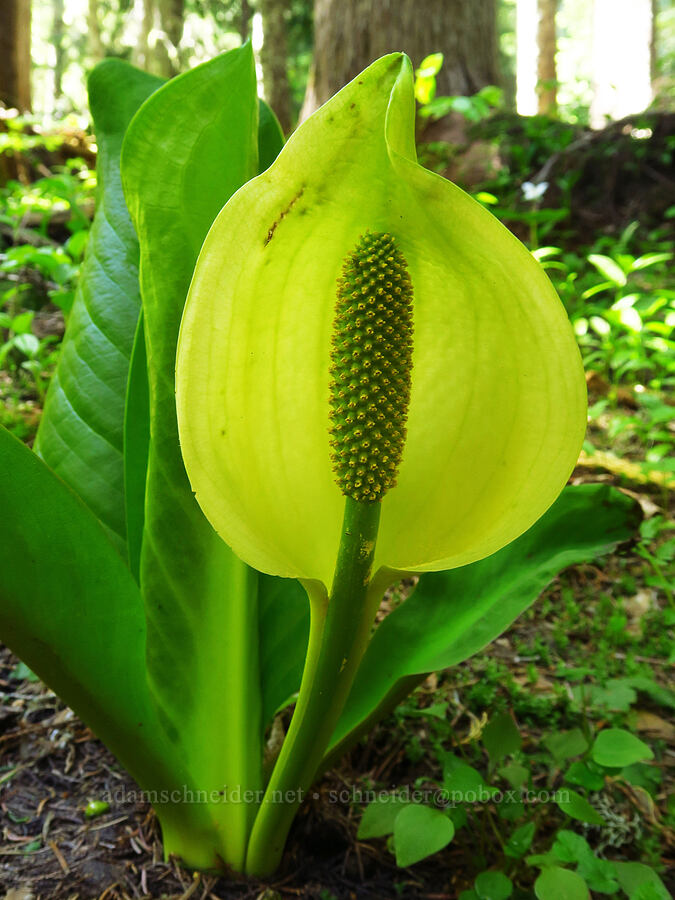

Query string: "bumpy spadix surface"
[329, 232, 414, 503]
[176, 54, 587, 589]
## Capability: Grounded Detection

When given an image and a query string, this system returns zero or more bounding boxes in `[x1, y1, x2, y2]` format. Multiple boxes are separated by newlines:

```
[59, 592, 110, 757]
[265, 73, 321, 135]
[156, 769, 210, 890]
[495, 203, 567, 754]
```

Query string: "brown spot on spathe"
[265, 187, 305, 246]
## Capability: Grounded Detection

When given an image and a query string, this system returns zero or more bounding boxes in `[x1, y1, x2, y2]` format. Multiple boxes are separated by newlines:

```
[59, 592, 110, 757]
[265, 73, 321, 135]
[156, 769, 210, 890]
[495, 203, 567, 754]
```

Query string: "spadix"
[328, 231, 414, 503]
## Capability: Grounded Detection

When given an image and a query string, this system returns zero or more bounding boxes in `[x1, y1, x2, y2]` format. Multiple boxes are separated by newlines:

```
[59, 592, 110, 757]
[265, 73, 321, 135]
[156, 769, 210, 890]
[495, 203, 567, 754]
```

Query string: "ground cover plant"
[0, 48, 672, 900]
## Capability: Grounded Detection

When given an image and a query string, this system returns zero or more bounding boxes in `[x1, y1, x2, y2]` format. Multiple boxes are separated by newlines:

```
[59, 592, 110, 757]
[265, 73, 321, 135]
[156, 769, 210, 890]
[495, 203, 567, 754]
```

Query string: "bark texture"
[0, 0, 32, 111]
[157, 0, 185, 76]
[133, 0, 185, 77]
[260, 0, 293, 133]
[302, 0, 499, 117]
[536, 0, 557, 114]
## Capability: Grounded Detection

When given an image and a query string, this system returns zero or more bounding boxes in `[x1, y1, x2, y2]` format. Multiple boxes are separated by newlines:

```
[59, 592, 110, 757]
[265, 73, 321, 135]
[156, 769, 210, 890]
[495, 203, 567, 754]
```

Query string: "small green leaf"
[505, 822, 535, 859]
[448, 804, 468, 830]
[417, 52, 444, 78]
[621, 763, 662, 795]
[564, 761, 605, 792]
[500, 762, 529, 789]
[532, 246, 562, 260]
[588, 254, 627, 286]
[357, 795, 411, 839]
[556, 790, 605, 825]
[22, 839, 42, 854]
[482, 712, 521, 765]
[623, 675, 675, 710]
[393, 804, 454, 867]
[475, 191, 498, 205]
[592, 729, 654, 768]
[552, 830, 593, 865]
[633, 884, 670, 900]
[10, 661, 39, 682]
[545, 728, 589, 762]
[590, 315, 612, 336]
[9, 310, 33, 334]
[527, 852, 558, 868]
[577, 856, 620, 895]
[443, 758, 495, 802]
[535, 867, 590, 900]
[616, 307, 642, 332]
[587, 680, 637, 712]
[475, 870, 513, 900]
[631, 251, 672, 271]
[498, 799, 525, 821]
[84, 799, 110, 818]
[14, 333, 39, 357]
[613, 862, 670, 900]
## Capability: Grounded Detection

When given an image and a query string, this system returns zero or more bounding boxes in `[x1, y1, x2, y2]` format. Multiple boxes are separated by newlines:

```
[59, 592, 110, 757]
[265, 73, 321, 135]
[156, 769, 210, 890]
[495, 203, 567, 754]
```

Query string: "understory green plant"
[357, 713, 669, 898]
[0, 47, 641, 877]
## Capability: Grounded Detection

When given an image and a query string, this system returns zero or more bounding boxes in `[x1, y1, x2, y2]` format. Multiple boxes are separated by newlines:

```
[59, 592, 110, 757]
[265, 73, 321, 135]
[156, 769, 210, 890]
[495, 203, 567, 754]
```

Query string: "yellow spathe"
[176, 54, 587, 589]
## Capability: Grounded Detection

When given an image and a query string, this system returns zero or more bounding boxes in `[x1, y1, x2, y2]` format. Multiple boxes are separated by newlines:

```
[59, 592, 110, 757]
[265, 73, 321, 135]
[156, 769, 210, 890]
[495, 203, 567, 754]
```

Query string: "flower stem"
[244, 497, 382, 877]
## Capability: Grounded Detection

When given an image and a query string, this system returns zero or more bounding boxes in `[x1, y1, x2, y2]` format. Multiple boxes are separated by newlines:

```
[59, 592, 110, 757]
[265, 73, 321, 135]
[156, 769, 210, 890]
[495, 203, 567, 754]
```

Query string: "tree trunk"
[536, 0, 557, 114]
[650, 0, 657, 86]
[88, 0, 104, 63]
[157, 0, 185, 74]
[52, 0, 66, 100]
[0, 0, 32, 112]
[135, 0, 181, 78]
[302, 0, 499, 117]
[135, 0, 154, 71]
[240, 0, 252, 42]
[260, 0, 293, 133]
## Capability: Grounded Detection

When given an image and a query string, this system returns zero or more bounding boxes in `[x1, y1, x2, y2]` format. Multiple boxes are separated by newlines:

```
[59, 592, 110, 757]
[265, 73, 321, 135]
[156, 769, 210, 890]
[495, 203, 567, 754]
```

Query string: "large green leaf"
[328, 484, 640, 752]
[34, 60, 163, 553]
[121, 46, 266, 869]
[258, 98, 284, 172]
[259, 575, 309, 728]
[0, 429, 234, 869]
[0, 426, 175, 793]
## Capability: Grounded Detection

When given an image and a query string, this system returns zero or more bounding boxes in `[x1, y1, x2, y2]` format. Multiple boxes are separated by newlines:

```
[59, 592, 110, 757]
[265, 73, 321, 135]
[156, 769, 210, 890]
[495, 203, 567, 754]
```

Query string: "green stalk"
[319, 673, 426, 775]
[244, 497, 382, 876]
[158, 562, 262, 872]
[211, 562, 263, 871]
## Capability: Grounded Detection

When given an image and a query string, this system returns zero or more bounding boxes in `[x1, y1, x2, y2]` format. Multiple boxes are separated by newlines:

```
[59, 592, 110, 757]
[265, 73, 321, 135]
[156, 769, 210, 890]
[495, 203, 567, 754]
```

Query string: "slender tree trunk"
[302, 0, 499, 117]
[240, 0, 252, 42]
[157, 0, 185, 74]
[0, 0, 32, 112]
[650, 0, 657, 85]
[88, 0, 104, 63]
[260, 0, 293, 132]
[536, 0, 557, 114]
[135, 0, 155, 71]
[52, 0, 66, 100]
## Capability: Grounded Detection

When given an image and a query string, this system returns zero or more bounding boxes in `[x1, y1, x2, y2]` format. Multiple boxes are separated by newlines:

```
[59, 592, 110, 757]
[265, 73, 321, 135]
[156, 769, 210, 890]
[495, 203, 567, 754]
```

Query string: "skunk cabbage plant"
[0, 45, 640, 878]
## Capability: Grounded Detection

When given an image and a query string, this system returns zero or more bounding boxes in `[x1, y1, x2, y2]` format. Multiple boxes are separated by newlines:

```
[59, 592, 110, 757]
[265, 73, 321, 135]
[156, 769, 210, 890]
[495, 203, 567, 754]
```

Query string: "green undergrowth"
[1, 119, 95, 439]
[350, 539, 673, 896]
